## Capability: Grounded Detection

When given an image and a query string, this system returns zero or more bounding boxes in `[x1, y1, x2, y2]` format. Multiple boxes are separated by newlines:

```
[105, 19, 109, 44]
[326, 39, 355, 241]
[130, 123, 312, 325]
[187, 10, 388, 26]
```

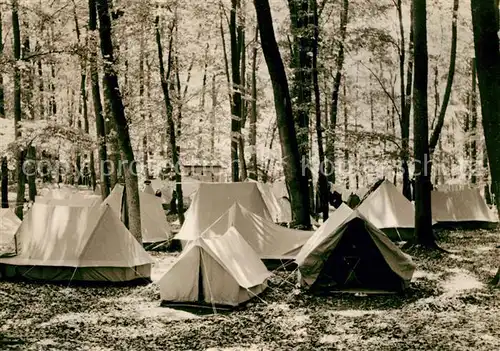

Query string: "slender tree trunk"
[211, 74, 218, 159]
[0, 10, 4, 119]
[95, 0, 141, 243]
[263, 120, 277, 183]
[139, 37, 150, 180]
[470, 57, 478, 184]
[22, 25, 35, 121]
[1, 13, 8, 208]
[198, 44, 209, 159]
[248, 24, 259, 180]
[37, 59, 44, 119]
[73, 4, 95, 189]
[155, 16, 184, 224]
[429, 0, 459, 154]
[312, 0, 328, 221]
[343, 83, 349, 189]
[464, 93, 471, 181]
[239, 3, 249, 181]
[470, 0, 500, 214]
[26, 146, 36, 201]
[1, 156, 8, 208]
[229, 0, 243, 181]
[12, 0, 25, 220]
[397, 0, 414, 201]
[326, 0, 349, 184]
[413, 0, 435, 247]
[49, 63, 57, 116]
[89, 0, 110, 198]
[254, 0, 311, 229]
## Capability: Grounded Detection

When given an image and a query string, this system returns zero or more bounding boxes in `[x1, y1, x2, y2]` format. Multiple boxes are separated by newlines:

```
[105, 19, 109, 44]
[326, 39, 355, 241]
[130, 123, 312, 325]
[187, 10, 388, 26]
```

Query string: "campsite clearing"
[1, 229, 499, 350]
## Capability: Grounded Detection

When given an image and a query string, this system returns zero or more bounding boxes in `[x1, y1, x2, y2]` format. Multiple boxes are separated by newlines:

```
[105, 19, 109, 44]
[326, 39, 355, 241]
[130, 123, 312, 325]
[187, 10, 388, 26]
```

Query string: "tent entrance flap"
[312, 218, 405, 292]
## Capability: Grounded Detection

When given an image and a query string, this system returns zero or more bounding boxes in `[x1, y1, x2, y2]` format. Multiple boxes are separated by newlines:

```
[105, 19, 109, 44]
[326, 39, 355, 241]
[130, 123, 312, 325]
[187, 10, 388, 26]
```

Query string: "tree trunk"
[211, 74, 218, 160]
[429, 0, 459, 154]
[288, 0, 314, 206]
[412, 0, 435, 247]
[229, 0, 244, 182]
[470, 57, 478, 185]
[26, 146, 36, 202]
[483, 145, 492, 204]
[0, 10, 4, 119]
[139, 45, 149, 180]
[89, 0, 110, 199]
[248, 24, 259, 180]
[397, 0, 414, 201]
[95, 0, 141, 243]
[312, 0, 328, 221]
[37, 59, 44, 119]
[73, 4, 95, 189]
[263, 120, 277, 183]
[49, 64, 57, 116]
[155, 16, 184, 225]
[1, 157, 8, 208]
[254, 0, 311, 229]
[12, 0, 24, 220]
[343, 83, 349, 189]
[198, 43, 209, 159]
[326, 0, 348, 184]
[239, 6, 248, 181]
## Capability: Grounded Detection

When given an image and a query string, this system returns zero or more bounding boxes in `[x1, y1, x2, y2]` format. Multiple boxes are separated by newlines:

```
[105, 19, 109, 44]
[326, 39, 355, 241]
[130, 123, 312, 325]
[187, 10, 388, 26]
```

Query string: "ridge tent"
[356, 179, 416, 241]
[139, 192, 172, 243]
[0, 203, 153, 282]
[431, 188, 498, 228]
[296, 204, 354, 266]
[200, 202, 312, 260]
[271, 181, 288, 200]
[0, 209, 21, 254]
[174, 182, 273, 242]
[143, 183, 155, 195]
[101, 184, 124, 215]
[103, 184, 171, 243]
[159, 226, 271, 307]
[37, 189, 102, 207]
[296, 210, 416, 293]
[245, 179, 284, 223]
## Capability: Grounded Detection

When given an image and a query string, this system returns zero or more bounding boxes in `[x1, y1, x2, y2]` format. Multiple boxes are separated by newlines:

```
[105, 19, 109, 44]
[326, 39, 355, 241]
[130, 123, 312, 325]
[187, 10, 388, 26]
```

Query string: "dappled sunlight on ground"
[0, 228, 499, 350]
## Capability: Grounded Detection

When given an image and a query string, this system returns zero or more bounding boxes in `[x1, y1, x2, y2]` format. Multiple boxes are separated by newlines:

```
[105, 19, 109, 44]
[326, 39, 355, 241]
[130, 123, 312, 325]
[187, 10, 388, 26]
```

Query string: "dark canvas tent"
[296, 210, 416, 293]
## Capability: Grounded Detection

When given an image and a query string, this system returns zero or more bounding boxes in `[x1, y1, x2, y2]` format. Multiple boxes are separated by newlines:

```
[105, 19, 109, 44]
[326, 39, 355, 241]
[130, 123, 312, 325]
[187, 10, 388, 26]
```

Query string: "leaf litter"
[0, 229, 499, 350]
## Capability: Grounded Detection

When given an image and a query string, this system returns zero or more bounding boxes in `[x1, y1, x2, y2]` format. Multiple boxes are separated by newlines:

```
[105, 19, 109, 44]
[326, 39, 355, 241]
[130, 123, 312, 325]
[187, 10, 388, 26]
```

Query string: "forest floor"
[1, 229, 499, 350]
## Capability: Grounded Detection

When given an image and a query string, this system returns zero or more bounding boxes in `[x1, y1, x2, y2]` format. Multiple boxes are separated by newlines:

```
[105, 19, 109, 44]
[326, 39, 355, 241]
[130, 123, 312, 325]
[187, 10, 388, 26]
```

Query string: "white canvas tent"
[0, 209, 21, 253]
[0, 203, 153, 282]
[356, 180, 416, 241]
[246, 180, 289, 223]
[143, 183, 155, 195]
[159, 227, 270, 307]
[296, 210, 416, 292]
[103, 185, 172, 243]
[37, 189, 102, 207]
[174, 182, 272, 241]
[139, 192, 172, 243]
[271, 181, 288, 199]
[431, 188, 498, 227]
[200, 202, 312, 259]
